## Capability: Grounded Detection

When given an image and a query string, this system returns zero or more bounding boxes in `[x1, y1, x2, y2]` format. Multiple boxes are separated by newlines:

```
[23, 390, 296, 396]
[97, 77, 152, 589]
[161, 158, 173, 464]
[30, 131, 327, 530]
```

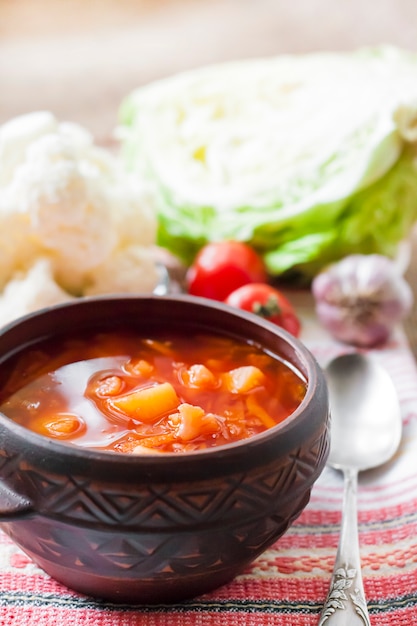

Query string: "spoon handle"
[318, 468, 371, 625]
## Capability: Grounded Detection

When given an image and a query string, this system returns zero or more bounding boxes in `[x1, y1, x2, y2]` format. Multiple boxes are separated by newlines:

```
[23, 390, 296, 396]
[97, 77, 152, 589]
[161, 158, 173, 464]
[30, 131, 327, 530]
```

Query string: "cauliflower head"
[0, 111, 160, 324]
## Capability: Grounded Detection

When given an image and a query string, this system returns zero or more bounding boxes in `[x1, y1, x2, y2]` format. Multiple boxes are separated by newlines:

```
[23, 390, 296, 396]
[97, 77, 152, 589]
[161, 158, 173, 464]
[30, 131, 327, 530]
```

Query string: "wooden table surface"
[2, 0, 417, 142]
[1, 0, 417, 355]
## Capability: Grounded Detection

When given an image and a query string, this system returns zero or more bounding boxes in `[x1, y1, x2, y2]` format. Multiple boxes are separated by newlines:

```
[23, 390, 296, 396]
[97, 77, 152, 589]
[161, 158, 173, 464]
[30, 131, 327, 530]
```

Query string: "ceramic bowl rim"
[0, 294, 326, 467]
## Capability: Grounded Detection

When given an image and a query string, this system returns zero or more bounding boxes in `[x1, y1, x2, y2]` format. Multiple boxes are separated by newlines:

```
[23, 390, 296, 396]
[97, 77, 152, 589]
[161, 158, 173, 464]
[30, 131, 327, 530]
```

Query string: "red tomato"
[186, 241, 267, 301]
[225, 283, 301, 337]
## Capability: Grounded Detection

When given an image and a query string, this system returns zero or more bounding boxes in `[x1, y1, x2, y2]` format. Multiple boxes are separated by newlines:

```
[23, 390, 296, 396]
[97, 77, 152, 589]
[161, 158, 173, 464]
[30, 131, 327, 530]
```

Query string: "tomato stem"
[252, 296, 282, 318]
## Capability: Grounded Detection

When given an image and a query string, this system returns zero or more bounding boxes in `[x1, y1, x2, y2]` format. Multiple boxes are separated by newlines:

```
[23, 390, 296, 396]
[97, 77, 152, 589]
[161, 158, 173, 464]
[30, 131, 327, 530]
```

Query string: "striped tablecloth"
[1, 291, 416, 625]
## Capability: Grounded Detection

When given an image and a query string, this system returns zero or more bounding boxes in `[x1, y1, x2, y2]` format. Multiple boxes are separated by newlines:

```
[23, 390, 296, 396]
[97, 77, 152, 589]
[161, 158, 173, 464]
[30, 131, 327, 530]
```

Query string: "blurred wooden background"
[1, 0, 417, 351]
[1, 0, 417, 144]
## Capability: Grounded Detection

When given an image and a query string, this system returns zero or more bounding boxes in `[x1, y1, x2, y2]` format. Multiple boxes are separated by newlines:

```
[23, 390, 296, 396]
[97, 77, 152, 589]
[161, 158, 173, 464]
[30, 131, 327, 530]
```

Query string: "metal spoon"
[318, 353, 402, 626]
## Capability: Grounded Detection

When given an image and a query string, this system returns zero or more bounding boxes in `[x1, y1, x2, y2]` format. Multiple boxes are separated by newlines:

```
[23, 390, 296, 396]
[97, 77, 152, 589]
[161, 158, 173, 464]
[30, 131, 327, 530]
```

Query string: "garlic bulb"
[311, 254, 413, 347]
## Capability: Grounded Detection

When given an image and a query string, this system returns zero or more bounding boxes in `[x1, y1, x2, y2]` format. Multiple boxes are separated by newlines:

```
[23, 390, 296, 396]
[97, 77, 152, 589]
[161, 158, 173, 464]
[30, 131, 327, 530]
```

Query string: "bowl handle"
[0, 482, 34, 520]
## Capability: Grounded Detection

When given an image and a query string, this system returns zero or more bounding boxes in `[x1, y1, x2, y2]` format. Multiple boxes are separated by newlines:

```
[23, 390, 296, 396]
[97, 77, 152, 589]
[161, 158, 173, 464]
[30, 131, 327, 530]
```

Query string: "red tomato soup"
[0, 331, 307, 454]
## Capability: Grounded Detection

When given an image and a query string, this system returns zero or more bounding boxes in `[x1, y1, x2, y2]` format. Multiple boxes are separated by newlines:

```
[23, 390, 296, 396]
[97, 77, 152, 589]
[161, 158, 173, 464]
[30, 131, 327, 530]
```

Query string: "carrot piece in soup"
[199, 414, 223, 437]
[246, 394, 276, 429]
[223, 366, 265, 394]
[114, 433, 176, 453]
[41, 413, 86, 439]
[132, 432, 177, 449]
[108, 382, 179, 423]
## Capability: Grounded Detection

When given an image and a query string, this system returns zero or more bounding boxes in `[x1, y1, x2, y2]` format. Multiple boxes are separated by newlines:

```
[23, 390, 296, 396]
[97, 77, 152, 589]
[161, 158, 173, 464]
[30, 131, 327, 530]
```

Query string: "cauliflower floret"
[109, 178, 157, 248]
[9, 133, 117, 267]
[7, 133, 119, 293]
[0, 203, 38, 290]
[0, 111, 159, 309]
[0, 111, 58, 186]
[0, 258, 73, 328]
[84, 245, 160, 296]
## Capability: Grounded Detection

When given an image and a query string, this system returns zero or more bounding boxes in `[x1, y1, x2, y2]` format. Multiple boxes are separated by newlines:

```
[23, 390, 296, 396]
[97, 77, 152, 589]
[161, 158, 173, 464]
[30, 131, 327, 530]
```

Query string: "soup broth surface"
[0, 330, 306, 454]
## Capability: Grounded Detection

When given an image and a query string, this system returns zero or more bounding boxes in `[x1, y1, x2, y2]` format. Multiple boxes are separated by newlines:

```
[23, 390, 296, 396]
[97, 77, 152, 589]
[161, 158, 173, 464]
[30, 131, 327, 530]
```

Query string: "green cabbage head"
[119, 46, 417, 281]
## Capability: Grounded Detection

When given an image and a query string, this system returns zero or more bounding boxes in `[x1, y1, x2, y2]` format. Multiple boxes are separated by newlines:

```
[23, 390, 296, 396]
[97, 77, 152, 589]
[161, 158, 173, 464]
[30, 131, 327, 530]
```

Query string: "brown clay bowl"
[0, 295, 329, 604]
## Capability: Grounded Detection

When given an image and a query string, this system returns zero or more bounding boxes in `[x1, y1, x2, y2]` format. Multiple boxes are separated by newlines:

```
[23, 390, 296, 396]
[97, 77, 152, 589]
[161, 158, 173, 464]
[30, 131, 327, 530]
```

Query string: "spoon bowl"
[319, 352, 402, 626]
[326, 353, 402, 472]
